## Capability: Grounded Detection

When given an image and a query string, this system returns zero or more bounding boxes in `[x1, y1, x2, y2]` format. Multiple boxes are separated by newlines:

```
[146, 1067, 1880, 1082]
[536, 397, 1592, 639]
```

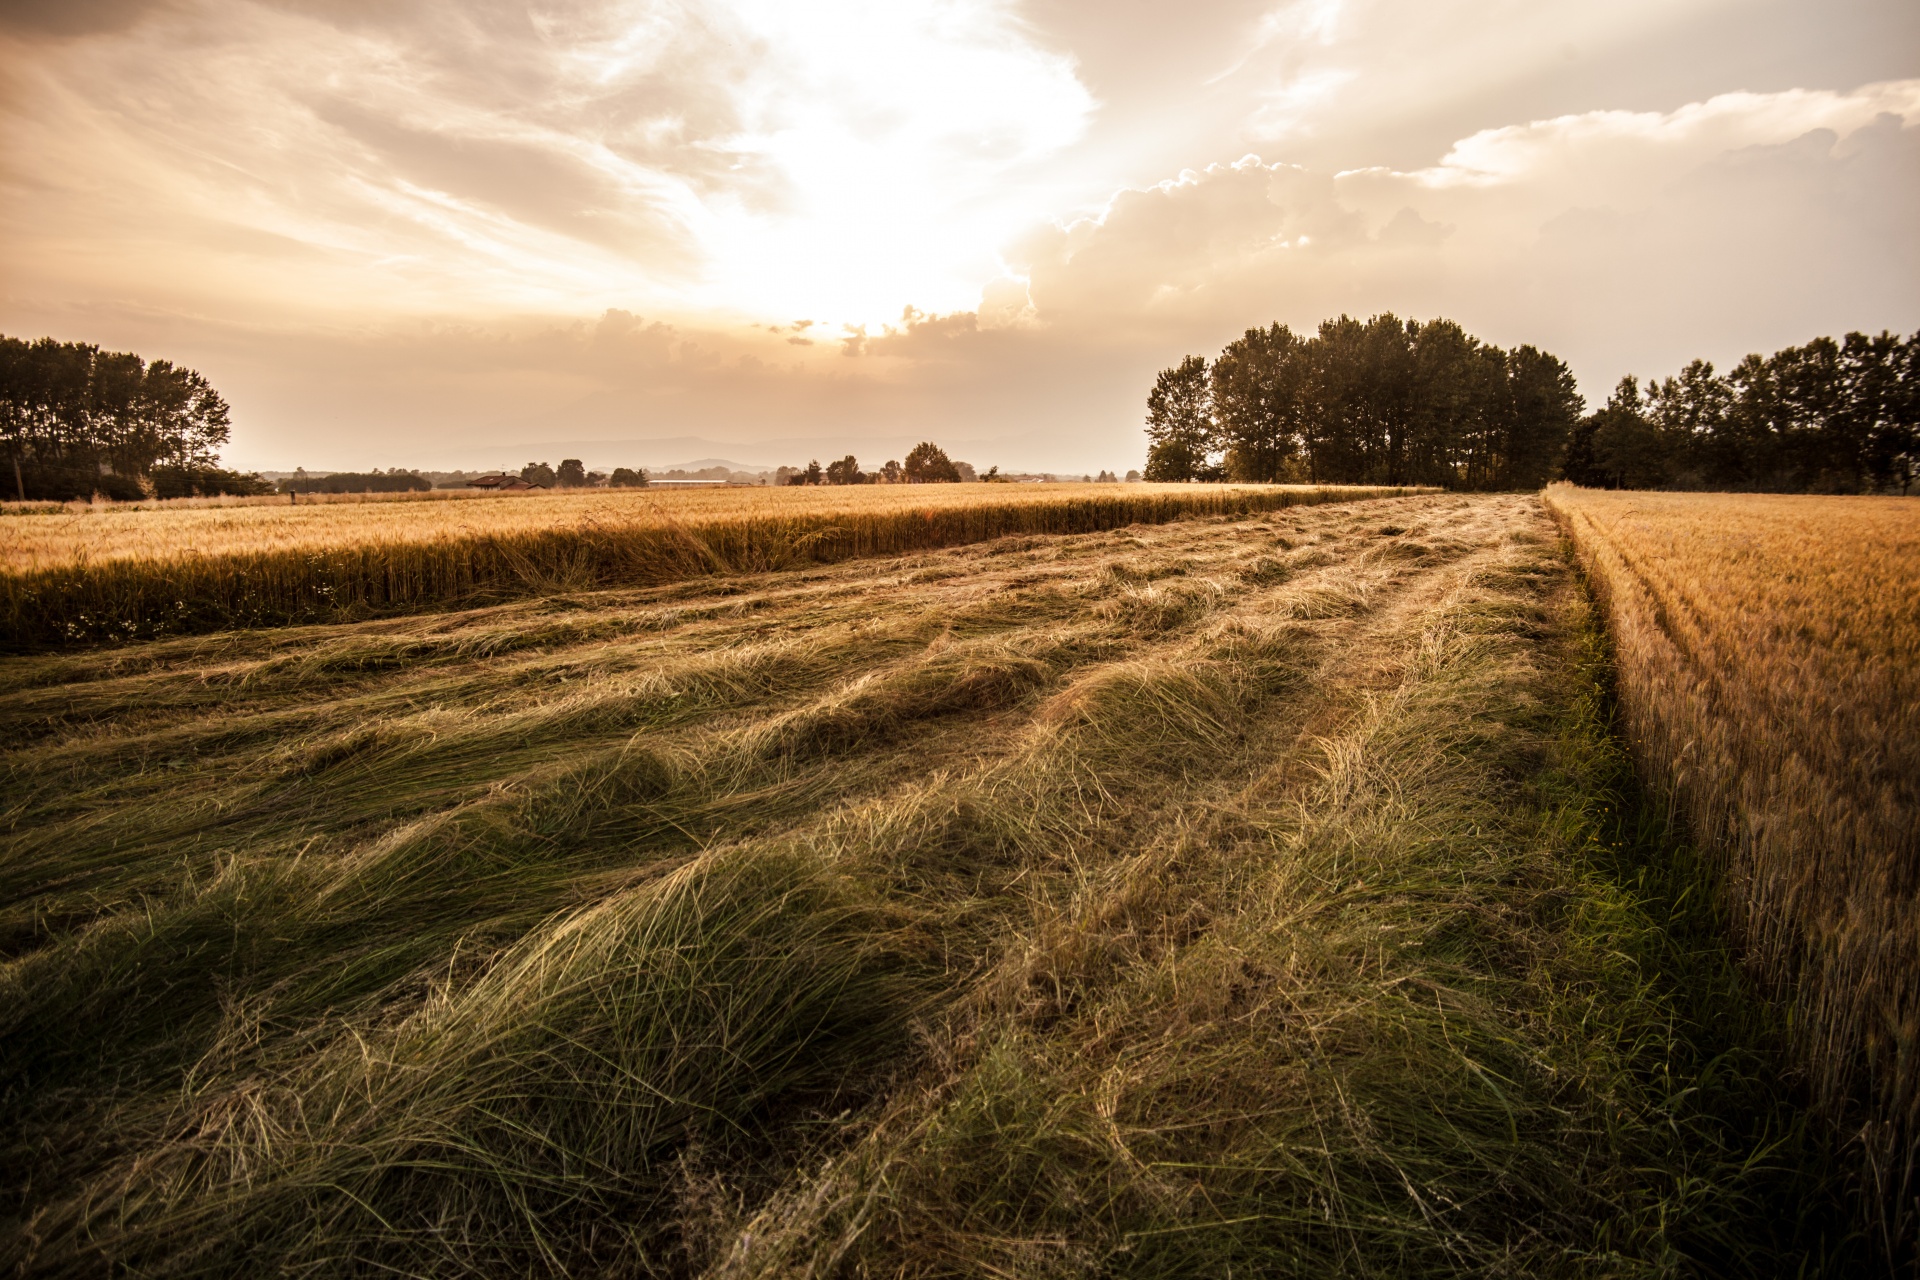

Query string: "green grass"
[0, 495, 1857, 1275]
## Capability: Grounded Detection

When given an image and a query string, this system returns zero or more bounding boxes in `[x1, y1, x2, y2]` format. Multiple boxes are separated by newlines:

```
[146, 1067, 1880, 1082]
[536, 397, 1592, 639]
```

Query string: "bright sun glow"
[687, 0, 1094, 324]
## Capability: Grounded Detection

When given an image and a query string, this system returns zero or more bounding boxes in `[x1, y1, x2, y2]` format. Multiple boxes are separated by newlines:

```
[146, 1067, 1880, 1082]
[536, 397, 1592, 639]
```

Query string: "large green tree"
[0, 334, 240, 500]
[1143, 314, 1583, 492]
[1563, 330, 1918, 492]
[1141, 314, 1920, 494]
[1584, 378, 1674, 490]
[904, 442, 960, 483]
[1142, 355, 1215, 481]
[1495, 345, 1582, 489]
[1213, 328, 1310, 483]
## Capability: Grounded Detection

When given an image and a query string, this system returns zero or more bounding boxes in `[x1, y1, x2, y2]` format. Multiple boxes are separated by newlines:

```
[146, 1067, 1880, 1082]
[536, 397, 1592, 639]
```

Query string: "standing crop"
[0, 483, 1424, 646]
[1545, 484, 1920, 1259]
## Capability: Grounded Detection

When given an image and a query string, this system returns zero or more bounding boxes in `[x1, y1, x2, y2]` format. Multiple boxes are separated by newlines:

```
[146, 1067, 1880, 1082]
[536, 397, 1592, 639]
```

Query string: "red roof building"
[466, 474, 546, 491]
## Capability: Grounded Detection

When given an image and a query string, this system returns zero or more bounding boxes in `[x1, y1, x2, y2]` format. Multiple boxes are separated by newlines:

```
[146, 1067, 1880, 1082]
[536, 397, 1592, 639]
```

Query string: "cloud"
[0, 0, 1095, 325]
[1375, 206, 1450, 246]
[953, 79, 1898, 356]
[1001, 156, 1365, 333]
[1247, 67, 1358, 139]
[1209, 0, 1346, 84]
[0, 0, 176, 38]
[10, 76, 1911, 477]
[1405, 80, 1920, 191]
[2, 2, 1916, 477]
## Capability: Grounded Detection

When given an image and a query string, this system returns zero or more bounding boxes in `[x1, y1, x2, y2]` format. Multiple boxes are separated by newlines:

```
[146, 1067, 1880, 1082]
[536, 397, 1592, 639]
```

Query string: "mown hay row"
[0, 484, 1420, 647]
[1543, 483, 1920, 1259]
[0, 495, 1852, 1275]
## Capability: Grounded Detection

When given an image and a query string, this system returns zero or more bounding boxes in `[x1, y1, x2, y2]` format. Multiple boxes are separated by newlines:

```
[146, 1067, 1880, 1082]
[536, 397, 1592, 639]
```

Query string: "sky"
[1, 0, 1916, 473]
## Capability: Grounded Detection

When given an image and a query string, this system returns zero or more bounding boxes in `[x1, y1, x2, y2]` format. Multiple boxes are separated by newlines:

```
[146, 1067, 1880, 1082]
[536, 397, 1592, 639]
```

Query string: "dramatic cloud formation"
[1, 0, 1093, 321]
[1, 0, 1914, 471]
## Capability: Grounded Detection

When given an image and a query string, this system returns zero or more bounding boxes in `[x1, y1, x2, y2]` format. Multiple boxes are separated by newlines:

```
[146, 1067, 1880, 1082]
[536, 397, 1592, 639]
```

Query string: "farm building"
[465, 473, 546, 491]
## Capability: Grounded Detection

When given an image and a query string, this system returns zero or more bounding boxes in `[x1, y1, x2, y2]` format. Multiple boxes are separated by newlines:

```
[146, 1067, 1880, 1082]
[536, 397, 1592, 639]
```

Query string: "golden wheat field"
[0, 483, 1421, 647]
[0, 484, 1289, 571]
[1544, 484, 1920, 1256]
[0, 491, 1859, 1276]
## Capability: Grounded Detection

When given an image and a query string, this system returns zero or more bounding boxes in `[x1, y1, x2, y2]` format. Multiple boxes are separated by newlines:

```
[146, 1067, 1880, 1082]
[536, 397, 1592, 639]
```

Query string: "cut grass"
[0, 494, 1855, 1275]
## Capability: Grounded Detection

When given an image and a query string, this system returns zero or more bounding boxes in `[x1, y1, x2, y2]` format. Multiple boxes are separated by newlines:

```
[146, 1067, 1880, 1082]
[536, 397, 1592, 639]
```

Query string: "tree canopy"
[1144, 315, 1580, 490]
[1144, 356, 1213, 482]
[280, 469, 430, 495]
[1148, 316, 1918, 493]
[0, 333, 250, 499]
[1563, 332, 1918, 493]
[904, 441, 961, 483]
[785, 445, 966, 484]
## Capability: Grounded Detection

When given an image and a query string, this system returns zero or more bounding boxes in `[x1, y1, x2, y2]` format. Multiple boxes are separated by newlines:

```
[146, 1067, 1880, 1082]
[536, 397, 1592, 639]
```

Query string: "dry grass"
[1543, 483, 1920, 1261]
[0, 493, 1850, 1275]
[0, 482, 1422, 647]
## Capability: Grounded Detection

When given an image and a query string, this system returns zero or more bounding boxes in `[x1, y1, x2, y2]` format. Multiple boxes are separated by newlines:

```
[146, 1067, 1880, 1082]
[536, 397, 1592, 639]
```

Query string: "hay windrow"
[0, 492, 1858, 1275]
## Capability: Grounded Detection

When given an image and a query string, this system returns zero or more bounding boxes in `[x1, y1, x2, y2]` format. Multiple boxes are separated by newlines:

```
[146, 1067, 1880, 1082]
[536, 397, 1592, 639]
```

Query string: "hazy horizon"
[2, 0, 1916, 473]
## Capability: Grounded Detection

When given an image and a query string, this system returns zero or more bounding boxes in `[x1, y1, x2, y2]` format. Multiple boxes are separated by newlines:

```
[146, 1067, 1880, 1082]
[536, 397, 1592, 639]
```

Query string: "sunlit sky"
[2, 0, 1915, 472]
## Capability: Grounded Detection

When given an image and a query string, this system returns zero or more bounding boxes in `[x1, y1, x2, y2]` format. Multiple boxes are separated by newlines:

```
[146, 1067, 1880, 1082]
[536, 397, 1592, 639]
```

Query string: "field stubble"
[0, 493, 1847, 1275]
[1545, 484, 1920, 1261]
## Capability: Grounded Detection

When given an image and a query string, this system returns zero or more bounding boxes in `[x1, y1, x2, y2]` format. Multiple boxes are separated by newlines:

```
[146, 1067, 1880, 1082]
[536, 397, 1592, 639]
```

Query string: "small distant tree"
[984, 465, 1002, 481]
[825, 454, 865, 485]
[904, 441, 960, 482]
[521, 461, 557, 487]
[1144, 355, 1215, 481]
[954, 460, 977, 482]
[607, 466, 648, 487]
[1096, 469, 1117, 482]
[1124, 469, 1141, 482]
[556, 458, 588, 487]
[881, 459, 903, 483]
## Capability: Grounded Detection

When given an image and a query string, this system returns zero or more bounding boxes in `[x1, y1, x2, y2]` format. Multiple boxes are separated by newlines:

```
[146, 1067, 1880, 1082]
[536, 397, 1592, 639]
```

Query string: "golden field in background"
[3, 484, 1260, 573]
[0, 483, 1424, 646]
[1544, 484, 1920, 1252]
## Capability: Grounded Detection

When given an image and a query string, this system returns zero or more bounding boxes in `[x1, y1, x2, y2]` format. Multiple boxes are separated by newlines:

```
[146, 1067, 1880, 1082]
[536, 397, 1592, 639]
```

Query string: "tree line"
[1147, 315, 1919, 493]
[779, 442, 981, 485]
[511, 460, 649, 488]
[1145, 314, 1580, 490]
[281, 468, 432, 495]
[1563, 332, 1918, 493]
[0, 334, 268, 500]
